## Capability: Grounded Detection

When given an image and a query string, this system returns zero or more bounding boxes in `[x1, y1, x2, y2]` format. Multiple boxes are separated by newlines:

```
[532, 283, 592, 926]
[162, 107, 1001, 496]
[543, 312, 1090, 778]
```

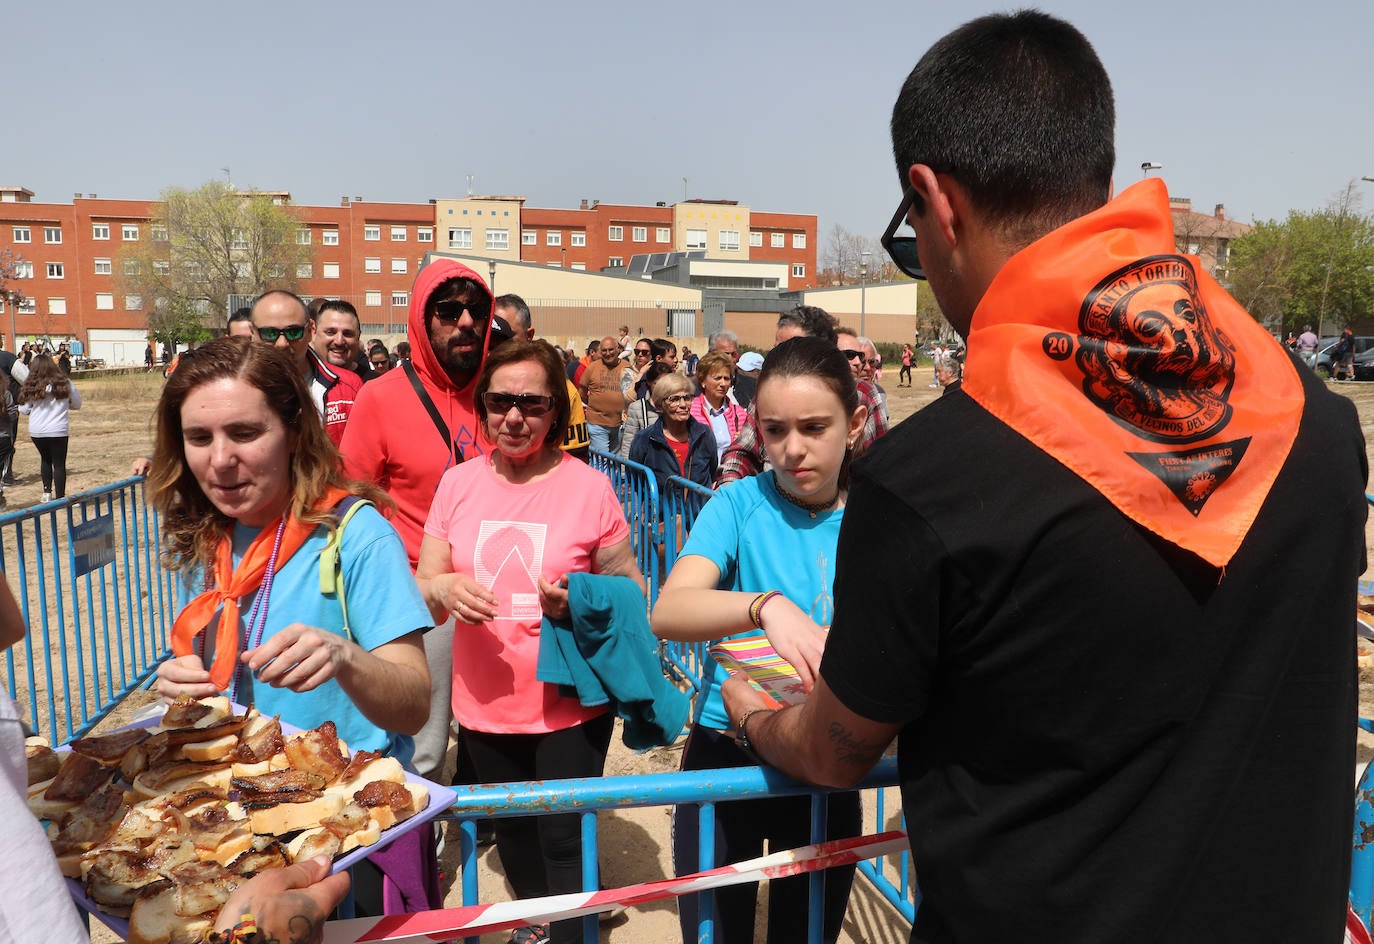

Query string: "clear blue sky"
[11, 1, 1373, 247]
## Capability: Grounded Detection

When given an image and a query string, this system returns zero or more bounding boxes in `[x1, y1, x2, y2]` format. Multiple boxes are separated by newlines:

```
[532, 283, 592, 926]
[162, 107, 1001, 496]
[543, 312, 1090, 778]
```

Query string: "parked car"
[1315, 336, 1374, 376]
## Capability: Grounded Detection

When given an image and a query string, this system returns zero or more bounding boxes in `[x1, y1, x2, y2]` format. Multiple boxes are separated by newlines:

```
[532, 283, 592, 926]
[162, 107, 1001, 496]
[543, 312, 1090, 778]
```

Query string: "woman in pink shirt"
[417, 339, 645, 944]
[690, 351, 748, 461]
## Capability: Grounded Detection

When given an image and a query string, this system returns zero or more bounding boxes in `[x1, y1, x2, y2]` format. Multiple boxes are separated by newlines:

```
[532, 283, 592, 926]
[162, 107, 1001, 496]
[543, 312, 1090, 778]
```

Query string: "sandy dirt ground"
[39, 364, 1374, 942]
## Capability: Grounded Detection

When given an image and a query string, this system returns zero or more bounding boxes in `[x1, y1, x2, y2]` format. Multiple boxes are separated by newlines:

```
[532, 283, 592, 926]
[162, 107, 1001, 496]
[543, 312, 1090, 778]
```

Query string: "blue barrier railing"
[588, 449, 660, 603]
[659, 474, 716, 692]
[3, 478, 177, 744]
[444, 757, 908, 944]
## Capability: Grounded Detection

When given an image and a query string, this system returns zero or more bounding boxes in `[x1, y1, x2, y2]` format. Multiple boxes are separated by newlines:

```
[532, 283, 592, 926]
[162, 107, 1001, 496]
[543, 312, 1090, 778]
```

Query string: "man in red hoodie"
[340, 259, 496, 781]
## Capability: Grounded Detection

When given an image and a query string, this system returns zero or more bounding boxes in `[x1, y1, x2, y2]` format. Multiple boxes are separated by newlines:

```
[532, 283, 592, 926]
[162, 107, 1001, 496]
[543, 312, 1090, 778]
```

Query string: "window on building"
[44, 226, 61, 244]
[17, 297, 34, 314]
[417, 226, 433, 243]
[91, 223, 109, 240]
[151, 225, 168, 242]
[770, 232, 784, 248]
[656, 227, 670, 244]
[608, 256, 623, 267]
[685, 229, 707, 250]
[522, 230, 537, 246]
[364, 257, 381, 274]
[793, 233, 806, 249]
[792, 263, 806, 278]
[571, 262, 586, 271]
[94, 258, 112, 276]
[571, 232, 586, 247]
[749, 231, 763, 247]
[95, 293, 113, 310]
[364, 225, 380, 241]
[608, 225, 624, 242]
[547, 231, 562, 246]
[364, 291, 382, 307]
[391, 291, 408, 307]
[323, 262, 340, 279]
[230, 230, 247, 250]
[14, 261, 32, 279]
[391, 258, 407, 274]
[153, 260, 170, 276]
[322, 229, 339, 246]
[46, 263, 64, 279]
[122, 224, 139, 241]
[547, 262, 562, 268]
[449, 227, 472, 249]
[486, 229, 509, 251]
[12, 226, 30, 243]
[124, 294, 142, 310]
[296, 229, 311, 245]
[388, 225, 405, 242]
[48, 297, 65, 315]
[719, 230, 740, 251]
[124, 259, 140, 276]
[632, 226, 647, 242]
[296, 263, 312, 278]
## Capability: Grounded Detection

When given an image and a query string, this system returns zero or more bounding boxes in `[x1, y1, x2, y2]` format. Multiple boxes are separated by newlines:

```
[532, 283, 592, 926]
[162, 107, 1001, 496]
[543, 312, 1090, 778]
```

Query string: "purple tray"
[52, 708, 455, 937]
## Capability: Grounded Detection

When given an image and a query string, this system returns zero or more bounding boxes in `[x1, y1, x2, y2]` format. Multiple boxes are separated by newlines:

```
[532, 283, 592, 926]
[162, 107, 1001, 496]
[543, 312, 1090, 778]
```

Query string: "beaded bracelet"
[200, 914, 260, 944]
[749, 590, 782, 628]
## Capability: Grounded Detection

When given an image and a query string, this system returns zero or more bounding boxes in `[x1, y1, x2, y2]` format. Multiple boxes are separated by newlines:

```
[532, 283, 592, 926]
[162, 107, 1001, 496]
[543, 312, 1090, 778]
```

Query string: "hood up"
[407, 257, 496, 397]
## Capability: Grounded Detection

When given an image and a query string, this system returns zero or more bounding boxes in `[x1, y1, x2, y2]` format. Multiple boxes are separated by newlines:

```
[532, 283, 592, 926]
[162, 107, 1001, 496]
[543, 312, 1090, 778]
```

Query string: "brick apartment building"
[0, 185, 816, 363]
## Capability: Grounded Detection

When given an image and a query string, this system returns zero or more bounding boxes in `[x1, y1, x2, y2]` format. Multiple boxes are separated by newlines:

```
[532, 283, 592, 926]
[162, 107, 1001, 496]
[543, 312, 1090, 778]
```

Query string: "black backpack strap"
[403, 360, 462, 463]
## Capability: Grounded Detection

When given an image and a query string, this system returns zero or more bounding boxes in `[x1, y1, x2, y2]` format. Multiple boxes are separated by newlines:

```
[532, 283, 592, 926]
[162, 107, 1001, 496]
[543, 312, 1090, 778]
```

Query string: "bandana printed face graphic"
[962, 180, 1304, 568]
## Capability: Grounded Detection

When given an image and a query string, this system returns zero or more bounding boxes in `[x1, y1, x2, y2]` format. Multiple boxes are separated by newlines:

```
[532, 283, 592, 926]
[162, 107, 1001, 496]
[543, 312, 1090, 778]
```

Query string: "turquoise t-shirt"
[676, 472, 843, 730]
[179, 504, 431, 767]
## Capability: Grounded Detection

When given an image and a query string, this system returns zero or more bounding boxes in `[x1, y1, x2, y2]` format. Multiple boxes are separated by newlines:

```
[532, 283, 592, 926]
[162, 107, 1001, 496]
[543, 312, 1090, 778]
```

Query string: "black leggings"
[459, 712, 614, 944]
[672, 724, 861, 944]
[32, 436, 68, 497]
[899, 364, 913, 385]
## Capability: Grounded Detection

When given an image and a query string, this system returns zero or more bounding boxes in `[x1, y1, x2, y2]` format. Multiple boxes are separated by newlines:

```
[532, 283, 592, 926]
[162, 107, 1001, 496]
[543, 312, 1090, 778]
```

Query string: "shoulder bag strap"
[402, 360, 461, 464]
[319, 496, 373, 643]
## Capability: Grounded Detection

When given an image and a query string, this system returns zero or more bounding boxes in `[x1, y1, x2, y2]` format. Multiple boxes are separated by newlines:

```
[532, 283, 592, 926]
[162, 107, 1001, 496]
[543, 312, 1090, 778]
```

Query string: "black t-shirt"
[822, 366, 1366, 943]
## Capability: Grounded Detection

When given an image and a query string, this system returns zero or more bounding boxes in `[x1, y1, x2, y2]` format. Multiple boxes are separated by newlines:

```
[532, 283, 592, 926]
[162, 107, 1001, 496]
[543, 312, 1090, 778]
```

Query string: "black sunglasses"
[482, 392, 556, 417]
[434, 299, 490, 324]
[842, 349, 864, 361]
[256, 324, 307, 342]
[634, 347, 652, 356]
[881, 186, 926, 281]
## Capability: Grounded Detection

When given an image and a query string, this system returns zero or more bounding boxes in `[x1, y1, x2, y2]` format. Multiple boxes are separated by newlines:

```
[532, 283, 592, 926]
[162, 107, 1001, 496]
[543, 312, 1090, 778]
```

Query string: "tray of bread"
[23, 695, 455, 944]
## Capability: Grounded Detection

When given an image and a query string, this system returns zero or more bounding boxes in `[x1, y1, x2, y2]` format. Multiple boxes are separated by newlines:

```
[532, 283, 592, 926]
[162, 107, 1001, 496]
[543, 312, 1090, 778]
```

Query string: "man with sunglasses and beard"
[722, 11, 1367, 943]
[340, 260, 501, 788]
[250, 289, 363, 446]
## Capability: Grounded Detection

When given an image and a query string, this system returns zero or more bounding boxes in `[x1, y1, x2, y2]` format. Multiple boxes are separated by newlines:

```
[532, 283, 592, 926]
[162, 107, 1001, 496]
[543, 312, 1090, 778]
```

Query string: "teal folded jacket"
[536, 572, 690, 749]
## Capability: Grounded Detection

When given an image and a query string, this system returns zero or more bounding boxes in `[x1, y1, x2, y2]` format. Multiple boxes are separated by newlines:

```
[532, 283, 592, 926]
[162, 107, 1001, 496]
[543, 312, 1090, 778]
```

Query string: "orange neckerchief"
[171, 485, 351, 690]
[961, 179, 1303, 568]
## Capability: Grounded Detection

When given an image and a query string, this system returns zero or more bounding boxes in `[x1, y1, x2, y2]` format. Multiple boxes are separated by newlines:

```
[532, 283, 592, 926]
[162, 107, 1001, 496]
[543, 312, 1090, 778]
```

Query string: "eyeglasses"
[255, 324, 307, 343]
[842, 349, 864, 361]
[634, 348, 652, 357]
[881, 186, 926, 281]
[482, 392, 557, 417]
[662, 394, 692, 405]
[866, 358, 882, 368]
[434, 299, 490, 324]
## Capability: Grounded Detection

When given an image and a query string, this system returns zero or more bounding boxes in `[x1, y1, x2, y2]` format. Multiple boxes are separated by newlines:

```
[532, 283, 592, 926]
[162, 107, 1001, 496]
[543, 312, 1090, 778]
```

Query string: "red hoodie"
[339, 259, 495, 566]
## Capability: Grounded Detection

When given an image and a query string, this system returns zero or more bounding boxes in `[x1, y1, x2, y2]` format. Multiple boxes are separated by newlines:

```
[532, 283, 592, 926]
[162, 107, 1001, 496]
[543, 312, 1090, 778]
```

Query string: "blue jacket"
[536, 573, 690, 749]
[628, 417, 718, 491]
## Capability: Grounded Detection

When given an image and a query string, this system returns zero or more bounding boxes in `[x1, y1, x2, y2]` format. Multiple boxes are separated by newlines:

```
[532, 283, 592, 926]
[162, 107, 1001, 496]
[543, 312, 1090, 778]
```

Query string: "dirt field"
[42, 364, 1374, 942]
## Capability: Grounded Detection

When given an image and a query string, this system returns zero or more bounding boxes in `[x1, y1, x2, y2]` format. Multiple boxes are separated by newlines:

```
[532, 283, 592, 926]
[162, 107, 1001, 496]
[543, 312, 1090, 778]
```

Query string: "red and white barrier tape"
[1349, 905, 1373, 944]
[322, 829, 909, 943]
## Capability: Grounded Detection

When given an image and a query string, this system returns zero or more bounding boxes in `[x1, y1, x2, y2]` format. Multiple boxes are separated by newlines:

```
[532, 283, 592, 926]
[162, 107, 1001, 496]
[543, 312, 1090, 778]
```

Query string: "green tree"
[118, 181, 311, 344]
[1228, 182, 1374, 336]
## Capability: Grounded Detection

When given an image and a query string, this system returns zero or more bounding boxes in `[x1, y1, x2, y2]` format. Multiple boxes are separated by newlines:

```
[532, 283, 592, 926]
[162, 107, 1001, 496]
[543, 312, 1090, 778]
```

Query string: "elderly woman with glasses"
[629, 372, 718, 492]
[416, 339, 645, 944]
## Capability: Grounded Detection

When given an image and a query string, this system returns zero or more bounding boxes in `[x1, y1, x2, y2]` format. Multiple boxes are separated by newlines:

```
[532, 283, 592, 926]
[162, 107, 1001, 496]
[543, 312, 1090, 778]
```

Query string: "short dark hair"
[776, 305, 838, 345]
[758, 336, 862, 484]
[650, 338, 676, 360]
[473, 339, 571, 449]
[228, 307, 252, 326]
[494, 293, 533, 332]
[891, 11, 1114, 242]
[315, 299, 359, 329]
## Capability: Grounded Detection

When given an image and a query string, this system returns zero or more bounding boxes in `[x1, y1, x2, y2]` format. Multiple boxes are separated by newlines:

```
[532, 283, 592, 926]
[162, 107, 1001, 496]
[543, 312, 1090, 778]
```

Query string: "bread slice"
[132, 765, 232, 801]
[286, 817, 381, 861]
[181, 735, 238, 763]
[127, 886, 213, 944]
[247, 793, 345, 836]
[323, 756, 406, 802]
[368, 782, 430, 831]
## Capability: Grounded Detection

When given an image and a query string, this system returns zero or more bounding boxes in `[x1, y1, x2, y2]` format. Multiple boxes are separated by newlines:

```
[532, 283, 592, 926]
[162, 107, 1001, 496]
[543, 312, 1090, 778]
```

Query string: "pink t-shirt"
[424, 453, 630, 734]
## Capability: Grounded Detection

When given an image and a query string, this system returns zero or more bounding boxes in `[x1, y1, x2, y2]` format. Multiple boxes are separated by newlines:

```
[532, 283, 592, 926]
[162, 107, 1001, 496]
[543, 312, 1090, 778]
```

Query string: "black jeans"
[32, 436, 68, 497]
[459, 712, 614, 944]
[672, 724, 861, 944]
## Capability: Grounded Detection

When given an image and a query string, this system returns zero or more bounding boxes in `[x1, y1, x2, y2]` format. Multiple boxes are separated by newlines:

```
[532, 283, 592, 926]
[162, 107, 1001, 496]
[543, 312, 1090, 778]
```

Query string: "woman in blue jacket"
[629, 372, 718, 492]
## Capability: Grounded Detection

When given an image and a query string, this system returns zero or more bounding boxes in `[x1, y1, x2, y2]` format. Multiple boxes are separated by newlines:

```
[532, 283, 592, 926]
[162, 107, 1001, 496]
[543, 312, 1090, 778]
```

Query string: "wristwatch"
[735, 707, 771, 758]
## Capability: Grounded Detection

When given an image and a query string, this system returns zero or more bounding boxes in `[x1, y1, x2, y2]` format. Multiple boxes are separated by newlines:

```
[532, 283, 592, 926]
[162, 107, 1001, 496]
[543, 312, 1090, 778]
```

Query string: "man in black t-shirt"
[722, 12, 1367, 943]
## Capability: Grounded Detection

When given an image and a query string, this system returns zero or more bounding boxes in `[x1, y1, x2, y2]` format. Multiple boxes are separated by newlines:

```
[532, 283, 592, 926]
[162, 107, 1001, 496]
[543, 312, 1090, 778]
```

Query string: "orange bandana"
[171, 485, 351, 690]
[961, 179, 1303, 568]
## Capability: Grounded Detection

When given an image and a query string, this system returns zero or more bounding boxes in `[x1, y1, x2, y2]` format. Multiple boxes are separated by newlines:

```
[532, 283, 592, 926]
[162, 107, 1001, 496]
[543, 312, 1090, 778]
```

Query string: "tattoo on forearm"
[827, 722, 885, 767]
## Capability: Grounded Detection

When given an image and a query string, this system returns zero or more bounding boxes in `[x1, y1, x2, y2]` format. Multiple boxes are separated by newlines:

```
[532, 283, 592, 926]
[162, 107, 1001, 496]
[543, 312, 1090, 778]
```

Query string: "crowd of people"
[5, 10, 1369, 944]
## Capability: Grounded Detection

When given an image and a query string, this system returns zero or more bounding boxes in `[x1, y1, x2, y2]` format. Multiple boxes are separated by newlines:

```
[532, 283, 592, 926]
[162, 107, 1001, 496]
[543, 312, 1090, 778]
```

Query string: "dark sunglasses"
[866, 358, 882, 367]
[256, 324, 306, 342]
[634, 347, 652, 357]
[434, 299, 490, 324]
[842, 349, 864, 361]
[482, 391, 556, 417]
[881, 186, 926, 281]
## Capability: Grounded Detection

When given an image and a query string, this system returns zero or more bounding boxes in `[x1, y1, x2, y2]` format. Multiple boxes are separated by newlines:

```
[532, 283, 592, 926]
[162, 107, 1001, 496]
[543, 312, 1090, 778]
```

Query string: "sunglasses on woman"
[255, 324, 307, 343]
[482, 392, 556, 417]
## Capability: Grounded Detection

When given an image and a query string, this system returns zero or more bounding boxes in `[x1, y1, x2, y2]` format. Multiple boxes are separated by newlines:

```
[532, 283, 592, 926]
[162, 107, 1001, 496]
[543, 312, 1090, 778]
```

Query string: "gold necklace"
[775, 482, 840, 518]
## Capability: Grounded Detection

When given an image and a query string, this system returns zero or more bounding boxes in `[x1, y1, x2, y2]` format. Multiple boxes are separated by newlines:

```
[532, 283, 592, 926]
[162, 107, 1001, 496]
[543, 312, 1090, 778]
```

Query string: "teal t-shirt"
[676, 472, 843, 730]
[179, 504, 431, 767]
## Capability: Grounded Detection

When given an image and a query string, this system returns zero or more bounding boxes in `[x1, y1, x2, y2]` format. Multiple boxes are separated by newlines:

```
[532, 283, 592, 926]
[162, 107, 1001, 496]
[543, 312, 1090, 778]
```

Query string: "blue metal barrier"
[588, 449, 660, 603]
[444, 758, 910, 944]
[1353, 719, 1374, 925]
[3, 478, 177, 744]
[659, 474, 716, 692]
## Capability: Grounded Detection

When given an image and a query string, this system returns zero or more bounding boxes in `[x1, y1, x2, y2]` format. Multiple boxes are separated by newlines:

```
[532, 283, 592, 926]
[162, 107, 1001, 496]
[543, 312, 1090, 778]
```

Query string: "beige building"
[433, 196, 525, 263]
[672, 201, 752, 258]
[1171, 197, 1251, 283]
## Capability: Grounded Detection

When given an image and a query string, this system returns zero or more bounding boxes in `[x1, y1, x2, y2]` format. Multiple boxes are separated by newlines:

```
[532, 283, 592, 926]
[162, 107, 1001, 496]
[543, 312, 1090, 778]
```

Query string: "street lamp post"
[860, 251, 871, 337]
[1141, 161, 1163, 178]
[488, 258, 497, 296]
